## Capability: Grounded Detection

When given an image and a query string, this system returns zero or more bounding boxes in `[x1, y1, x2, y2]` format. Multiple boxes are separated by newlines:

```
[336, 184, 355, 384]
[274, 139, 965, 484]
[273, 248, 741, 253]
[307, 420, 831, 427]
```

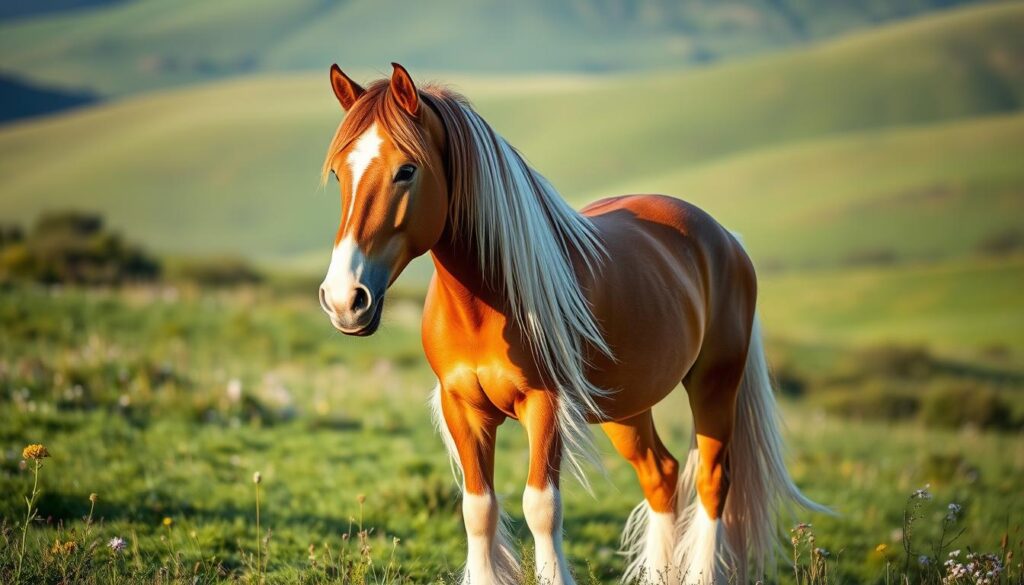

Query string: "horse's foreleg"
[436, 386, 519, 585]
[518, 392, 575, 585]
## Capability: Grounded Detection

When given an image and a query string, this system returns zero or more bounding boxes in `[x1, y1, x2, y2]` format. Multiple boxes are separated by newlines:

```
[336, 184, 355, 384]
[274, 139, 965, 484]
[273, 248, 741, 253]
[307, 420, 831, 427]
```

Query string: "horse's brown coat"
[321, 66, 758, 560]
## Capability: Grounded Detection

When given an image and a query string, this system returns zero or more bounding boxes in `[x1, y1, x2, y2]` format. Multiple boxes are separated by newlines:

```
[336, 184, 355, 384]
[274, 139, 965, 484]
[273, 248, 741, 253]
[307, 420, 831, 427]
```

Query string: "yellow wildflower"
[50, 539, 77, 556]
[22, 444, 50, 460]
[876, 543, 888, 553]
[162, 517, 173, 527]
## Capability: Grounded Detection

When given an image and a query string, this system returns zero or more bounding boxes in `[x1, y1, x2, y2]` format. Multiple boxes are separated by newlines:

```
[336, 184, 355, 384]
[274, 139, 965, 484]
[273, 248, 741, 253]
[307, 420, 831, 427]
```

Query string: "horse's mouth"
[333, 297, 384, 337]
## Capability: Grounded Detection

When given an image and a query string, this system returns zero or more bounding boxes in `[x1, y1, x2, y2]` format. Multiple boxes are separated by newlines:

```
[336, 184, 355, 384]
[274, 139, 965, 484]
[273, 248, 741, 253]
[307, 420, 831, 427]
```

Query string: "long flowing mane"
[322, 81, 614, 486]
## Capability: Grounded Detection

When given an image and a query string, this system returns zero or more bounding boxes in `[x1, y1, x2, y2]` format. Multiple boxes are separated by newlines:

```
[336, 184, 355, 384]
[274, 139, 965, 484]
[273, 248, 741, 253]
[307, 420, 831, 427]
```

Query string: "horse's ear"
[389, 62, 419, 116]
[330, 64, 364, 112]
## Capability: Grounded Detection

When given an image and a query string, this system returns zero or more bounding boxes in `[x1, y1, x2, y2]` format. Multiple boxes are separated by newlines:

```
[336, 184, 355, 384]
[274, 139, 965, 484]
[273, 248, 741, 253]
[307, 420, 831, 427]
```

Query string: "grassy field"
[1, 286, 1022, 583]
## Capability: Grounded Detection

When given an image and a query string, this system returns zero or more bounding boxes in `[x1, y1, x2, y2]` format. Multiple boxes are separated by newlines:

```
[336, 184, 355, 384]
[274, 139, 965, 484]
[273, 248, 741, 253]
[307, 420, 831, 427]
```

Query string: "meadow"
[2, 1, 1023, 582]
[1, 284, 1022, 584]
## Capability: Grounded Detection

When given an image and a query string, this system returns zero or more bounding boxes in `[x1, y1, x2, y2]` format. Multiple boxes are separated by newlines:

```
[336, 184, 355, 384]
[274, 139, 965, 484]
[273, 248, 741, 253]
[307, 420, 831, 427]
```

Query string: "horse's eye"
[393, 164, 417, 183]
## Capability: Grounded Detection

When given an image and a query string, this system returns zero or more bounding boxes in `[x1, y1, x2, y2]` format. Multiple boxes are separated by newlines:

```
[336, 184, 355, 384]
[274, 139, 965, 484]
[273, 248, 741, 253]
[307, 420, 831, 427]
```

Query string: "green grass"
[2, 286, 1022, 583]
[1, 2, 1022, 268]
[759, 255, 1024, 356]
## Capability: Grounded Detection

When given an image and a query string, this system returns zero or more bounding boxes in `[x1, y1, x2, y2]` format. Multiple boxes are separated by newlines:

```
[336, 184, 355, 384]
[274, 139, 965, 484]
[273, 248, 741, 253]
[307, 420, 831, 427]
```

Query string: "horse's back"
[581, 194, 757, 420]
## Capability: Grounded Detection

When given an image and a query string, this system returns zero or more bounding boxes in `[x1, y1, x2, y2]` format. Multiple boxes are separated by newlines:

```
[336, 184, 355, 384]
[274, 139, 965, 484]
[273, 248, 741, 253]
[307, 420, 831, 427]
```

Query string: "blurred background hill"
[1, 2, 1022, 361]
[0, 0, 995, 96]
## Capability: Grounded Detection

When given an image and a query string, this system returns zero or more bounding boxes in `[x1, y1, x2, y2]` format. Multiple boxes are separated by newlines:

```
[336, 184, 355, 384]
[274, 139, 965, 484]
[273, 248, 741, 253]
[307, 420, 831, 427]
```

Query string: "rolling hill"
[759, 255, 1024, 353]
[1, 2, 1021, 269]
[604, 111, 1024, 269]
[0, 74, 97, 123]
[0, 0, 996, 97]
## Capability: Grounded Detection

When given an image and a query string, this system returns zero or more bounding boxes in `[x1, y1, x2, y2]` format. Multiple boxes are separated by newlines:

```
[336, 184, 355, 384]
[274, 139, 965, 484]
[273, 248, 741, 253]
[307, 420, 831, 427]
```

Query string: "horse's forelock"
[320, 80, 441, 186]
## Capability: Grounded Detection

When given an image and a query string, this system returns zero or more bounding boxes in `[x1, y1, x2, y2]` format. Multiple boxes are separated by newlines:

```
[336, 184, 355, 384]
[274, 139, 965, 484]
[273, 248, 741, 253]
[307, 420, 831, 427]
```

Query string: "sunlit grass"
[1, 285, 1022, 582]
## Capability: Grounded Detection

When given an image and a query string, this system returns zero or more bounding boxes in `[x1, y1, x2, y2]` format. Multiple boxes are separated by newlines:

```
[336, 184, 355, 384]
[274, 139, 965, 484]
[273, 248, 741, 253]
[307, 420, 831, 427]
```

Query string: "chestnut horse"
[317, 63, 825, 584]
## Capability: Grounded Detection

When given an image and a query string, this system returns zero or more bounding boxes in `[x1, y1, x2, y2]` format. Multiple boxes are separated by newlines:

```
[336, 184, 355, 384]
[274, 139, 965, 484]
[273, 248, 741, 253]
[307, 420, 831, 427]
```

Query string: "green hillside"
[607, 111, 1024, 269]
[0, 2, 1022, 267]
[0, 0, 995, 96]
[759, 255, 1024, 354]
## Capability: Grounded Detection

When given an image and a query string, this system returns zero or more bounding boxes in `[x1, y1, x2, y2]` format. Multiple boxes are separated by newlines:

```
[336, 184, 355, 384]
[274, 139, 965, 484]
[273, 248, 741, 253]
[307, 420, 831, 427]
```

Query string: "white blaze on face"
[322, 236, 366, 311]
[323, 124, 383, 311]
[344, 123, 383, 231]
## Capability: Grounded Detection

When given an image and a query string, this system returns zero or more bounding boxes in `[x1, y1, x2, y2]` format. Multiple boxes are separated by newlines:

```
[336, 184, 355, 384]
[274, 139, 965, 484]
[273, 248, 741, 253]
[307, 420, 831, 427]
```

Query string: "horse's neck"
[428, 225, 504, 314]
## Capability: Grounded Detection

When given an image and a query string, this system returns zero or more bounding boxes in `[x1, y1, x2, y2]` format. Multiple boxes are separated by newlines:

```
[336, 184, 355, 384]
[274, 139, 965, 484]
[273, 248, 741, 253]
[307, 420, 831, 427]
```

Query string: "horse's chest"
[422, 301, 535, 418]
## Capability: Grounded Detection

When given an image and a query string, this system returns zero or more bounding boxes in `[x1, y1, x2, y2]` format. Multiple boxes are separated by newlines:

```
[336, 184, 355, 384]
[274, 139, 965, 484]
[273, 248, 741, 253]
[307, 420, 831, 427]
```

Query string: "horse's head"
[318, 64, 448, 336]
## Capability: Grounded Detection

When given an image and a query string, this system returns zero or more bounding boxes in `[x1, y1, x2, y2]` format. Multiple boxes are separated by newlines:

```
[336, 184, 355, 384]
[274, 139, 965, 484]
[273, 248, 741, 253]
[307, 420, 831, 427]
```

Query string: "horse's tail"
[719, 314, 831, 580]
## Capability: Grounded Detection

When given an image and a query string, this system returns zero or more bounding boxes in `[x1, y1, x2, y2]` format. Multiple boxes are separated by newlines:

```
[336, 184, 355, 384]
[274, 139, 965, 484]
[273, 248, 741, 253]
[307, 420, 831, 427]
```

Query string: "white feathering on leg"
[621, 502, 679, 584]
[461, 492, 520, 585]
[673, 439, 735, 585]
[620, 500, 651, 582]
[675, 503, 733, 585]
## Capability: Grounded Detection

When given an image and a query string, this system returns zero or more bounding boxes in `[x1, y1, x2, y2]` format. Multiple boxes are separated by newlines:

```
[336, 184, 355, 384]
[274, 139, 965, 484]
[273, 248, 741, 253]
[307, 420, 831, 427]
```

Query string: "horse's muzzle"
[319, 280, 386, 336]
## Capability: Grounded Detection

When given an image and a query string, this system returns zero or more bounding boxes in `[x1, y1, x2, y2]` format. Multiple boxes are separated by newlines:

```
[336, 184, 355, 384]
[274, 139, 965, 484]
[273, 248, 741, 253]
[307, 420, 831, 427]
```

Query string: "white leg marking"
[463, 491, 499, 584]
[461, 490, 519, 585]
[645, 509, 678, 583]
[676, 503, 729, 585]
[344, 123, 383, 229]
[621, 501, 680, 584]
[523, 483, 574, 585]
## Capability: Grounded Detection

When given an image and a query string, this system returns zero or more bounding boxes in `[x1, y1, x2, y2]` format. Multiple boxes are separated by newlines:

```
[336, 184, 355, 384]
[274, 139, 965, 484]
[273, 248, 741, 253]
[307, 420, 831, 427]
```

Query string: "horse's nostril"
[351, 286, 371, 313]
[319, 286, 331, 313]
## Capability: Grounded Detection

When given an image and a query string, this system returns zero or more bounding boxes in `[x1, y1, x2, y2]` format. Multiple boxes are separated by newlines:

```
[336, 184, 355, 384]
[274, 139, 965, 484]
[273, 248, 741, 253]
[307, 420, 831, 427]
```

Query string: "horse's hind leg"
[601, 410, 680, 583]
[685, 354, 744, 520]
[517, 391, 575, 585]
[678, 348, 746, 583]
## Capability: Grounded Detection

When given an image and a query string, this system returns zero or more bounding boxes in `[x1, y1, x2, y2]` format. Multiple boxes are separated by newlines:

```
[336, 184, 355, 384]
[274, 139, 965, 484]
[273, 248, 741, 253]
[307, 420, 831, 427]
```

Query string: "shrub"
[920, 384, 1016, 431]
[841, 247, 898, 267]
[818, 383, 921, 422]
[0, 211, 160, 285]
[169, 256, 263, 287]
[0, 223, 24, 246]
[772, 360, 808, 397]
[859, 344, 938, 379]
[975, 228, 1024, 257]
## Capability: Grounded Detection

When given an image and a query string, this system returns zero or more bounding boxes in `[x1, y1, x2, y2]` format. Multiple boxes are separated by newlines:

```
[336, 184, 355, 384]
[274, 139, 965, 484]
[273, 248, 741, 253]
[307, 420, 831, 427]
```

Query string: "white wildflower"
[912, 483, 933, 500]
[108, 536, 127, 553]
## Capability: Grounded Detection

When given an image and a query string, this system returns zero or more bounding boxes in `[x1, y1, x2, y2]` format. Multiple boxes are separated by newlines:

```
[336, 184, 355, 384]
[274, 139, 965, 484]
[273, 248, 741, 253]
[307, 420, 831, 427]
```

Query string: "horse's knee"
[522, 482, 562, 536]
[463, 490, 498, 538]
[695, 435, 729, 519]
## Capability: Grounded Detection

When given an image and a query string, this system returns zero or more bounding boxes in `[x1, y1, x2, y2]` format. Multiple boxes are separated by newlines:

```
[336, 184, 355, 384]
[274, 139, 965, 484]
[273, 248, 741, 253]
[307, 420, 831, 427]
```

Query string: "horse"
[317, 63, 826, 585]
